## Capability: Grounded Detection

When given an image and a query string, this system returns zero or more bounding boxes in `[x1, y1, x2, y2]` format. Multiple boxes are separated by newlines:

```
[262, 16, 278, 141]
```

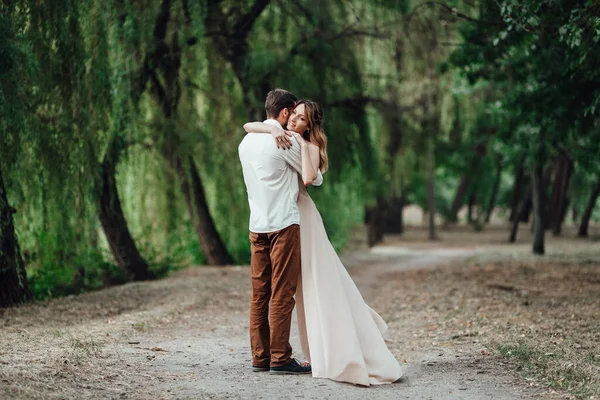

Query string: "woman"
[243, 100, 402, 386]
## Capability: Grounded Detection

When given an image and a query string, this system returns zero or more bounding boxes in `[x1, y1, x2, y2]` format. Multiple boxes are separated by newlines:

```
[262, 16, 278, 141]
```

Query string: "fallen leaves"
[379, 255, 600, 397]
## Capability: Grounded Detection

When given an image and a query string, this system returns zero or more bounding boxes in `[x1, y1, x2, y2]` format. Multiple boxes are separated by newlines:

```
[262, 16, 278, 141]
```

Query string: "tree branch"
[326, 95, 419, 113]
[275, 0, 315, 27]
[181, 0, 192, 25]
[232, 0, 271, 40]
[133, 0, 173, 102]
[261, 24, 389, 80]
[408, 1, 503, 26]
[149, 70, 168, 115]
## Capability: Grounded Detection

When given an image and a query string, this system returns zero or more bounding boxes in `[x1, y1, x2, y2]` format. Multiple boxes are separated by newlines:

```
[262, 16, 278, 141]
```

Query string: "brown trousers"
[249, 224, 301, 367]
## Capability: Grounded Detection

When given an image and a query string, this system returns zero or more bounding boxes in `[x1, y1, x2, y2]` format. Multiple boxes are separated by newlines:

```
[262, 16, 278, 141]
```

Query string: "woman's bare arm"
[243, 122, 277, 134]
[288, 131, 320, 186]
[300, 143, 320, 186]
[243, 122, 292, 149]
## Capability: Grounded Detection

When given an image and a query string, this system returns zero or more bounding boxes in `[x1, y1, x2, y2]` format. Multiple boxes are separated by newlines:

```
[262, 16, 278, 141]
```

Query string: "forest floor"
[1, 225, 599, 400]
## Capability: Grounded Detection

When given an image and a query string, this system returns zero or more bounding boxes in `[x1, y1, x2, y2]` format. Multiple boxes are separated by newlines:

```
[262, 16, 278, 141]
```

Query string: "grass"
[489, 279, 599, 399]
[498, 342, 550, 376]
[69, 337, 103, 358]
[499, 341, 597, 399]
[131, 321, 151, 332]
[491, 280, 599, 399]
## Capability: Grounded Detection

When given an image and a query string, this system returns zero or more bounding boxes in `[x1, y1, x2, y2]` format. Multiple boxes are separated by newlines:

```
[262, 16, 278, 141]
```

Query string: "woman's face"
[288, 103, 308, 133]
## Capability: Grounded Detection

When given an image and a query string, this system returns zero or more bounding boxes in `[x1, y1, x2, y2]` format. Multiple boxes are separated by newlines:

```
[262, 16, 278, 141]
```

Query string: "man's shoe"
[252, 364, 270, 372]
[269, 359, 311, 375]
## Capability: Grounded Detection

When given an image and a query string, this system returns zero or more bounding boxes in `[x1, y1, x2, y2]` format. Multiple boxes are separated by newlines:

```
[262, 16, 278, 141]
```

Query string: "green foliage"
[5, 0, 599, 300]
[450, 0, 600, 169]
[311, 167, 365, 251]
[4, 0, 392, 297]
[29, 245, 122, 301]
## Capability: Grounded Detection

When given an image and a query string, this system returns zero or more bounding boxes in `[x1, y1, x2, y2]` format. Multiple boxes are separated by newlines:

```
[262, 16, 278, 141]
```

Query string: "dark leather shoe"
[252, 364, 269, 372]
[269, 359, 311, 375]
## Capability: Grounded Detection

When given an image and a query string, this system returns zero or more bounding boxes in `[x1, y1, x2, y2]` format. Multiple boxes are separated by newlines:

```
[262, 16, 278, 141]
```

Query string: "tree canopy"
[1, 0, 599, 305]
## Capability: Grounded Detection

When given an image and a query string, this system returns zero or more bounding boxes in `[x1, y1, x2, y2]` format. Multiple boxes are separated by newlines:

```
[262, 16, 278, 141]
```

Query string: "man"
[238, 88, 321, 375]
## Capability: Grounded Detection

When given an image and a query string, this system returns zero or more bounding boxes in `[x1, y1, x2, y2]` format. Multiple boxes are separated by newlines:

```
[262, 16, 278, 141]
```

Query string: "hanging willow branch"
[408, 1, 503, 26]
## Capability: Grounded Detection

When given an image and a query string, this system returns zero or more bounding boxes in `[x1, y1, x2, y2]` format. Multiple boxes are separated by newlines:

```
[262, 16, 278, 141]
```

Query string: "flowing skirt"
[295, 187, 402, 386]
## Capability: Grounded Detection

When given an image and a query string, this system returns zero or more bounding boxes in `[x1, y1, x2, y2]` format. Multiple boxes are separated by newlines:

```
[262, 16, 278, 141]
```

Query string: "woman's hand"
[272, 127, 293, 149]
[290, 131, 308, 149]
[242, 121, 294, 149]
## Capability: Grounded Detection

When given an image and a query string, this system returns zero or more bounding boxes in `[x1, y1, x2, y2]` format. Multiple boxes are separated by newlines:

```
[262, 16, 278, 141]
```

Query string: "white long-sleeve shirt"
[238, 119, 323, 233]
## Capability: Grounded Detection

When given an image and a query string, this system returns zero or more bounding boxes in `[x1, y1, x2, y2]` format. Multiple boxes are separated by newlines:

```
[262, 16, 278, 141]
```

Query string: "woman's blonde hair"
[296, 99, 328, 172]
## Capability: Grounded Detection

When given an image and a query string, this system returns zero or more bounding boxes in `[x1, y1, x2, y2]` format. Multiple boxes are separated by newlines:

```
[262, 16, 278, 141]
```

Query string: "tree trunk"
[448, 173, 470, 223]
[427, 134, 436, 240]
[163, 162, 178, 236]
[485, 157, 503, 223]
[0, 165, 32, 307]
[530, 166, 545, 255]
[168, 153, 234, 265]
[572, 205, 579, 226]
[205, 0, 271, 122]
[144, 14, 235, 266]
[549, 154, 573, 236]
[519, 195, 533, 222]
[365, 197, 385, 247]
[188, 156, 234, 265]
[383, 196, 405, 234]
[398, 190, 405, 235]
[241, 79, 270, 122]
[578, 177, 600, 237]
[448, 141, 489, 223]
[509, 155, 525, 222]
[559, 198, 570, 231]
[467, 188, 476, 224]
[540, 163, 554, 229]
[156, 144, 234, 266]
[98, 153, 154, 281]
[510, 185, 531, 243]
[509, 206, 520, 243]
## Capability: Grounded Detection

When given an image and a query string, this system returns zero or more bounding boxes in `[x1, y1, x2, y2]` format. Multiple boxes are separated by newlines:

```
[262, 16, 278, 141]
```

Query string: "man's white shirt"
[238, 119, 323, 233]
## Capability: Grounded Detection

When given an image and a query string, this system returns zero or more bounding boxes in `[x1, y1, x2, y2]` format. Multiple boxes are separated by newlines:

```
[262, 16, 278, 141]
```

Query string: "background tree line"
[1, 0, 599, 307]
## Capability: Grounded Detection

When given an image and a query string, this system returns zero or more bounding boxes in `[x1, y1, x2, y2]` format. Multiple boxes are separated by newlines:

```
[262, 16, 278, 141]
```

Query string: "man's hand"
[272, 128, 293, 149]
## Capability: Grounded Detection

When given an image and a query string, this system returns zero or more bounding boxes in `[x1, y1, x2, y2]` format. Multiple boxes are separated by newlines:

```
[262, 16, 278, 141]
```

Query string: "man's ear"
[280, 108, 289, 119]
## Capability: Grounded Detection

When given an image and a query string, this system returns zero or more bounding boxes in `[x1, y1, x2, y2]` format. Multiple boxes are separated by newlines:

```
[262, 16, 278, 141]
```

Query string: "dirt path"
[1, 246, 549, 399]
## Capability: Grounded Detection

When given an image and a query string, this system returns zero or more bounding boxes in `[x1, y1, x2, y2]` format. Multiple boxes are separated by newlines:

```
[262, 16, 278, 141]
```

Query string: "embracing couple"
[238, 89, 402, 386]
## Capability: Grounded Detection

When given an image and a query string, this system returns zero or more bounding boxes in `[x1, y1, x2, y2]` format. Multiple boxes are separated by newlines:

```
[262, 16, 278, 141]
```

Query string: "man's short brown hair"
[265, 89, 298, 119]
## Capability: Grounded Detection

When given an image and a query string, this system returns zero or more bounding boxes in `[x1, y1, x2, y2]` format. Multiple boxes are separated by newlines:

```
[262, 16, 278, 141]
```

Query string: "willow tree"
[205, 0, 271, 120]
[37, 1, 156, 280]
[205, 1, 402, 251]
[0, 0, 156, 298]
[123, 0, 234, 265]
[1, 6, 36, 305]
[200, 0, 382, 254]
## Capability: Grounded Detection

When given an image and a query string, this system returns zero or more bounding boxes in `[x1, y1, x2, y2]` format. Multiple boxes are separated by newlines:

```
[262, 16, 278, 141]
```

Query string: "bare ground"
[1, 225, 598, 400]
